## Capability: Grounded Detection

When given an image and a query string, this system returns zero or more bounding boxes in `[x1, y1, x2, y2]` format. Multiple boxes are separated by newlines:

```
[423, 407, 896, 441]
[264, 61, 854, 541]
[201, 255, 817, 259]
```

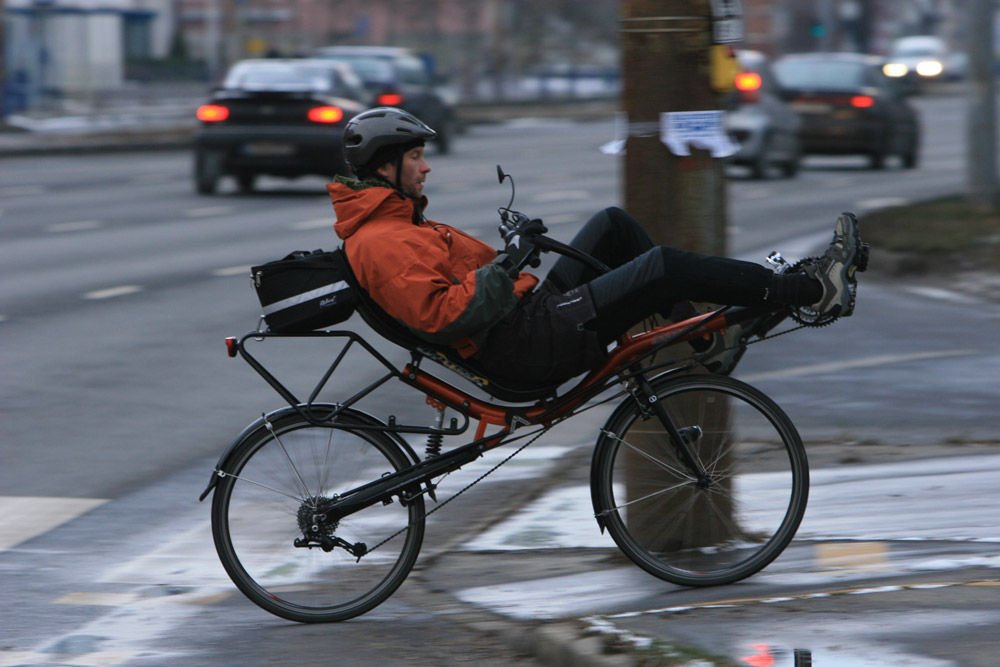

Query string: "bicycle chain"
[362, 427, 548, 556]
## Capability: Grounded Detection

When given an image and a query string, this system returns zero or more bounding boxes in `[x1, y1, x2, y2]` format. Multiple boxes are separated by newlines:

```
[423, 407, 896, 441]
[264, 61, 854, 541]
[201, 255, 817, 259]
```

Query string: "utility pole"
[966, 0, 998, 212]
[619, 0, 741, 546]
[620, 0, 731, 256]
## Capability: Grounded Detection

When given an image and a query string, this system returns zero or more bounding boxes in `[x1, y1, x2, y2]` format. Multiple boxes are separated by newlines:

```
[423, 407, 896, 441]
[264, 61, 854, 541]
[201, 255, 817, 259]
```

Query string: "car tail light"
[196, 104, 230, 122]
[851, 95, 875, 109]
[307, 106, 345, 123]
[377, 93, 405, 106]
[735, 71, 762, 103]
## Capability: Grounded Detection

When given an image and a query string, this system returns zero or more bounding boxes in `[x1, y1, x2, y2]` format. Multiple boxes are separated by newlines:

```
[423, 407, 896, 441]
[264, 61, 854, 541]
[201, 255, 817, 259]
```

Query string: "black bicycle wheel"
[211, 408, 425, 622]
[592, 373, 808, 587]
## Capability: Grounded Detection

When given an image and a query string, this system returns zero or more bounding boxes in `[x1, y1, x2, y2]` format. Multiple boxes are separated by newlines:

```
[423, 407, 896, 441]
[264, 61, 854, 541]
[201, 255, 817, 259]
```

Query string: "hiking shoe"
[803, 212, 867, 318]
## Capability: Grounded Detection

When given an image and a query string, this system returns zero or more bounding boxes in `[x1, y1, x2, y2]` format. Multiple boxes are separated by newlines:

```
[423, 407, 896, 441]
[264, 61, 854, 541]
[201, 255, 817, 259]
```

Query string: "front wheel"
[211, 408, 425, 622]
[591, 374, 808, 587]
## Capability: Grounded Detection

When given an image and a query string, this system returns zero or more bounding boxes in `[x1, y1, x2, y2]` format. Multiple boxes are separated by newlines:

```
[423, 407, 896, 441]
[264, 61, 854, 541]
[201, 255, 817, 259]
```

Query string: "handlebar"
[497, 207, 611, 276]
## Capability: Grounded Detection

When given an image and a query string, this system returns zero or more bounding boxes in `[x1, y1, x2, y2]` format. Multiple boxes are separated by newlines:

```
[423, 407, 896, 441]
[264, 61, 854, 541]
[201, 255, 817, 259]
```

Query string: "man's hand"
[496, 217, 547, 276]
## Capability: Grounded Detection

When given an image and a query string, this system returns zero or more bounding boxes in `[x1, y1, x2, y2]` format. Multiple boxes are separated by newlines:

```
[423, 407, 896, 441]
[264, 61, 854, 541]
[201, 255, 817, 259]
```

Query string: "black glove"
[496, 218, 547, 276]
[498, 210, 546, 243]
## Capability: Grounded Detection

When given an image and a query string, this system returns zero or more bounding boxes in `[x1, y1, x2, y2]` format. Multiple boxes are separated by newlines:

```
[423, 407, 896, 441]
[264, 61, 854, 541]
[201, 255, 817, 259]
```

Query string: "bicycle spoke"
[600, 428, 696, 481]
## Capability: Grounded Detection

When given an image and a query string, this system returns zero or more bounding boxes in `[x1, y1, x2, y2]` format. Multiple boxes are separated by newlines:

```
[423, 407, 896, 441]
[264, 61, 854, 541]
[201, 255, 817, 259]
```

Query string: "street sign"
[710, 0, 744, 44]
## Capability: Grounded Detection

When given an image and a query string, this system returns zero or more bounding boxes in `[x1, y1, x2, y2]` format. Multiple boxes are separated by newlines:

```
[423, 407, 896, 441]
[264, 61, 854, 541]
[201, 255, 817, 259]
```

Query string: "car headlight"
[882, 62, 909, 78]
[916, 60, 944, 77]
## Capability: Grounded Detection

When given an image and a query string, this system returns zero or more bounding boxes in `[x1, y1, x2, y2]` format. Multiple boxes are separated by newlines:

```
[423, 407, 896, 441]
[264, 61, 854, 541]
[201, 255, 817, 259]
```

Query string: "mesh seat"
[341, 252, 561, 403]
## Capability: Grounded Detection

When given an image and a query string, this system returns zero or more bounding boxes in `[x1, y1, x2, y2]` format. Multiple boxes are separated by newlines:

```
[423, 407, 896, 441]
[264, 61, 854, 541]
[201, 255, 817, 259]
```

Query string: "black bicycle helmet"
[343, 107, 437, 173]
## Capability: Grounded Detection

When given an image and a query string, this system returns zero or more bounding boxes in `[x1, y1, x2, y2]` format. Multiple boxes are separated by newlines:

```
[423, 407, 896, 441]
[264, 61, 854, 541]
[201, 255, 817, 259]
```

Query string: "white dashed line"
[856, 197, 909, 211]
[743, 349, 978, 382]
[290, 217, 334, 230]
[0, 185, 46, 197]
[48, 220, 104, 233]
[183, 206, 233, 218]
[212, 265, 252, 277]
[83, 285, 143, 300]
[904, 286, 980, 304]
[532, 190, 590, 202]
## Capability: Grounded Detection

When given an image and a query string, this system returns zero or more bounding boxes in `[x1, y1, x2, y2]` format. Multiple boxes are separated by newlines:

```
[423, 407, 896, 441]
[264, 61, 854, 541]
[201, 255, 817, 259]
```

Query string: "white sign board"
[660, 111, 738, 158]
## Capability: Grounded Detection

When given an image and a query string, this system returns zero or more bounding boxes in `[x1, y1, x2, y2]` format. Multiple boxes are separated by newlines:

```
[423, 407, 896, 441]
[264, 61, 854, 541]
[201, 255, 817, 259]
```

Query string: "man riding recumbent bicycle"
[201, 107, 869, 623]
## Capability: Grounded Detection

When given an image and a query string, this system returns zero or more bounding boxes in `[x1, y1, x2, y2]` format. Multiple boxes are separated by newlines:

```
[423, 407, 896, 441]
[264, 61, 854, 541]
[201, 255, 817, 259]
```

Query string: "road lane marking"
[56, 592, 140, 606]
[212, 265, 251, 277]
[290, 217, 333, 230]
[856, 196, 909, 210]
[595, 578, 1000, 620]
[183, 206, 233, 218]
[0, 185, 46, 197]
[82, 285, 143, 300]
[0, 496, 108, 550]
[48, 220, 104, 233]
[816, 541, 889, 571]
[742, 349, 977, 382]
[904, 285, 980, 304]
[532, 189, 590, 202]
[540, 213, 580, 225]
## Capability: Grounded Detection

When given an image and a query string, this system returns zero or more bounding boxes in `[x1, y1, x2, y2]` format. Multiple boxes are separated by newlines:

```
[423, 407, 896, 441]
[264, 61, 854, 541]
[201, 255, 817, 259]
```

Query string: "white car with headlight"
[883, 36, 965, 84]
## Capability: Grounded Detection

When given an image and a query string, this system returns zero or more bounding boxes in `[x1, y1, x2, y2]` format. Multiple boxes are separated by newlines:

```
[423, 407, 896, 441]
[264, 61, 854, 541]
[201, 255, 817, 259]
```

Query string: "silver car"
[725, 50, 802, 179]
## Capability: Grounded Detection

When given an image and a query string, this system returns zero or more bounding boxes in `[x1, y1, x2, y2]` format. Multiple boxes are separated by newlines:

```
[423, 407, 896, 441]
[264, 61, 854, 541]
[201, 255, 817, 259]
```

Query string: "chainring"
[785, 258, 847, 328]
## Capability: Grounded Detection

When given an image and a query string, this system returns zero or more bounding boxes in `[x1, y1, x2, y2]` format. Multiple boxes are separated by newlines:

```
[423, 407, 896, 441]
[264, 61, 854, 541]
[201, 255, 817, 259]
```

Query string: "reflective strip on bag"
[261, 281, 350, 315]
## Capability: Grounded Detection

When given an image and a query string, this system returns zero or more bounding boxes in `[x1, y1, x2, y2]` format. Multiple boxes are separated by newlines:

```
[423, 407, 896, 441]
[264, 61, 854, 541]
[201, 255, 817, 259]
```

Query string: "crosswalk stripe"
[0, 496, 108, 550]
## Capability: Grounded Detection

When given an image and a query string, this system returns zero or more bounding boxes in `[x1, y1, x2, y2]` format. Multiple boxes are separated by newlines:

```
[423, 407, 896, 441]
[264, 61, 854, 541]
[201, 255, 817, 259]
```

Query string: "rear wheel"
[592, 374, 808, 587]
[211, 408, 425, 622]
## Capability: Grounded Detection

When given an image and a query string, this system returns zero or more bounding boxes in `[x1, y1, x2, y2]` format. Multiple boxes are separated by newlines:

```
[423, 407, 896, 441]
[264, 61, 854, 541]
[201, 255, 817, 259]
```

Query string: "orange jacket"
[329, 177, 539, 358]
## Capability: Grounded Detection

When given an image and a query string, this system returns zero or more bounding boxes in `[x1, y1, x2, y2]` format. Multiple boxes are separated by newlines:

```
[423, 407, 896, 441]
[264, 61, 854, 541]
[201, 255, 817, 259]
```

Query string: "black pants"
[477, 207, 778, 389]
[545, 207, 777, 344]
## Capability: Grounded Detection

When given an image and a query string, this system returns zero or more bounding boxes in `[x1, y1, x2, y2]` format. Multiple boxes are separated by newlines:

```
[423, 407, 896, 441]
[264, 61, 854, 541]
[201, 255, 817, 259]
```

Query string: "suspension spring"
[425, 405, 446, 458]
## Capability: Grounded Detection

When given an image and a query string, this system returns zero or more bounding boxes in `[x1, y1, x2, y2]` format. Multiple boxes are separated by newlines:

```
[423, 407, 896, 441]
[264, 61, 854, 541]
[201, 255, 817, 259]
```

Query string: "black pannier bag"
[251, 248, 357, 333]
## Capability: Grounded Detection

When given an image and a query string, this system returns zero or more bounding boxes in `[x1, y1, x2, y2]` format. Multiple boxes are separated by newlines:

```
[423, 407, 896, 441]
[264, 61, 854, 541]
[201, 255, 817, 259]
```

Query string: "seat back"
[340, 249, 559, 403]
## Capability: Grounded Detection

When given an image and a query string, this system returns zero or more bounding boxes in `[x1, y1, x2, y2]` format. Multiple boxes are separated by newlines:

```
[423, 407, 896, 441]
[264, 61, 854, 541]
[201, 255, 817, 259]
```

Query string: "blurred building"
[176, 0, 619, 87]
[4, 0, 177, 109]
[0, 0, 986, 114]
[740, 0, 968, 56]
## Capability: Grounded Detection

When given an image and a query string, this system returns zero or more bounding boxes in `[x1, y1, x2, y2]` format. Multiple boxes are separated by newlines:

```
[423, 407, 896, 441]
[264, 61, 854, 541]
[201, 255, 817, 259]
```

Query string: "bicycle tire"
[592, 373, 808, 587]
[211, 407, 425, 622]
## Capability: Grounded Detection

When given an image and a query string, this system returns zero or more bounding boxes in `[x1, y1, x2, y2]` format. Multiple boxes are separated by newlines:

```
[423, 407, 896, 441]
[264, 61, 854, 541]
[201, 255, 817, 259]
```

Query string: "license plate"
[242, 142, 295, 156]
[792, 102, 832, 114]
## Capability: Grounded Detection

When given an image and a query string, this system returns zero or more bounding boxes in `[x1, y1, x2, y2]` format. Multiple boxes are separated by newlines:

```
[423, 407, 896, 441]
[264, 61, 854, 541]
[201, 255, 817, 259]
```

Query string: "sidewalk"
[424, 447, 1000, 666]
